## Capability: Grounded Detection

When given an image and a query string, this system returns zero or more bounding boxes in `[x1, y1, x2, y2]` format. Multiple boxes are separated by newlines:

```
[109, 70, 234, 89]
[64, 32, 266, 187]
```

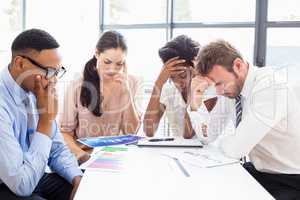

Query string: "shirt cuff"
[64, 167, 83, 184]
[186, 105, 208, 121]
[219, 136, 239, 159]
[30, 132, 52, 160]
[186, 105, 213, 145]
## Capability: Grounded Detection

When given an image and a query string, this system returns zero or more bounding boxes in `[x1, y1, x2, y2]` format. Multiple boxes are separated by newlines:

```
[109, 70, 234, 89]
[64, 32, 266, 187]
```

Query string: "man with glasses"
[0, 29, 82, 200]
[18, 55, 66, 80]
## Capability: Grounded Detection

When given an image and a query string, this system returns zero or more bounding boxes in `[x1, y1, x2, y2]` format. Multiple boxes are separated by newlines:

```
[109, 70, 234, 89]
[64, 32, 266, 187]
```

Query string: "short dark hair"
[11, 28, 59, 56]
[195, 40, 243, 75]
[159, 35, 200, 67]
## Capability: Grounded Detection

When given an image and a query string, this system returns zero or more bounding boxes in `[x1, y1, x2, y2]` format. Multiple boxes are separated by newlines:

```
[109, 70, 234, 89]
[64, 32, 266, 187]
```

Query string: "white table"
[75, 145, 274, 200]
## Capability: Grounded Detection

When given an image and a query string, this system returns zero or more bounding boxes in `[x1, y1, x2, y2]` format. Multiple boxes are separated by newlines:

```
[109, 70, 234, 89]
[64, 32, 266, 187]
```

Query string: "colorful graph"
[86, 147, 128, 171]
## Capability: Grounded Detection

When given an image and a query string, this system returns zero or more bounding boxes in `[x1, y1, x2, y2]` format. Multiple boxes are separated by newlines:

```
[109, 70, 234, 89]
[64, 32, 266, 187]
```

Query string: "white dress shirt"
[160, 81, 187, 137]
[188, 65, 300, 174]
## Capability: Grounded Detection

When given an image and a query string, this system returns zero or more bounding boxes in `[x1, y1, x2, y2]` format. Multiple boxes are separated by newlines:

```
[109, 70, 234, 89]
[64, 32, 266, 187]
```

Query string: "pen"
[161, 153, 190, 177]
[173, 157, 190, 177]
[148, 138, 175, 142]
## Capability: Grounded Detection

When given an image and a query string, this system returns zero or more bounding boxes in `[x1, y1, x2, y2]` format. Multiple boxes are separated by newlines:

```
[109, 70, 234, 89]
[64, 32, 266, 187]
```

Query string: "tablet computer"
[77, 135, 143, 148]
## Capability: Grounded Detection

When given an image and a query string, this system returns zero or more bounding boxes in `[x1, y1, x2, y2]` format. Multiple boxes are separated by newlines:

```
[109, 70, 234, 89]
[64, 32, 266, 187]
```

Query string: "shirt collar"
[1, 64, 29, 105]
[240, 64, 258, 99]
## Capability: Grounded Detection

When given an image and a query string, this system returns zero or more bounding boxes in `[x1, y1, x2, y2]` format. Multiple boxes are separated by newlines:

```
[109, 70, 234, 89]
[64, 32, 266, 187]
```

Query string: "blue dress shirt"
[0, 65, 82, 196]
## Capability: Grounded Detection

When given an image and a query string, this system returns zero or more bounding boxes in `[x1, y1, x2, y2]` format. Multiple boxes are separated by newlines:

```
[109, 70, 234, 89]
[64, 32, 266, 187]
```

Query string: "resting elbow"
[220, 141, 243, 159]
[143, 127, 155, 137]
[143, 119, 157, 137]
[12, 183, 34, 197]
[6, 175, 39, 197]
[183, 134, 193, 139]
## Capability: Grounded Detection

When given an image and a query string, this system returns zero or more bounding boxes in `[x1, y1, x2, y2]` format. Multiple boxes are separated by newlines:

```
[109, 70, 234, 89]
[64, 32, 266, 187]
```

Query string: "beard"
[224, 77, 243, 98]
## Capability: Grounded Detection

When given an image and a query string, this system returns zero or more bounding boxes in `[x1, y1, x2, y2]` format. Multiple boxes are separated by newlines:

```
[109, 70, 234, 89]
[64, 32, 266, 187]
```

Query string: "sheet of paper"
[80, 146, 130, 172]
[81, 146, 184, 176]
[163, 147, 239, 168]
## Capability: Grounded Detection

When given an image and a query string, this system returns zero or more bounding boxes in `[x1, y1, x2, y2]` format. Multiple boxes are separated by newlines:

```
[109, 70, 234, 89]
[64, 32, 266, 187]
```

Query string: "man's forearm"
[37, 117, 53, 137]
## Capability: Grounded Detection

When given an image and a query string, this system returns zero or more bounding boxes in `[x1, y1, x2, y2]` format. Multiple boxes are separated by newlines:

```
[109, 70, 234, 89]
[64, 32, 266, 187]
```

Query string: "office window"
[268, 0, 300, 21]
[174, 0, 255, 22]
[173, 28, 254, 61]
[116, 29, 165, 81]
[104, 0, 167, 24]
[26, 0, 100, 110]
[266, 0, 300, 67]
[0, 0, 22, 67]
[102, 0, 256, 79]
[26, 0, 99, 82]
[173, 0, 255, 65]
[266, 28, 300, 67]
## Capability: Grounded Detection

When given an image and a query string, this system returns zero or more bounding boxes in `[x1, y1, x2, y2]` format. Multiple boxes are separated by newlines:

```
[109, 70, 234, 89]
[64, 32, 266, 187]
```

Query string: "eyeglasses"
[19, 55, 66, 79]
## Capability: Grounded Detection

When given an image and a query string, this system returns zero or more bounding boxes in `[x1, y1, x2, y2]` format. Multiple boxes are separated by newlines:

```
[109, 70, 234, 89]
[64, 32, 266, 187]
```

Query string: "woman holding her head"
[60, 31, 142, 163]
[143, 35, 217, 139]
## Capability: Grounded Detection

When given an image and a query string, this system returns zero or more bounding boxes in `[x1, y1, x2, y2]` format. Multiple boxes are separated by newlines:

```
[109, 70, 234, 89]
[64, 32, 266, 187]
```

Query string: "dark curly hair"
[158, 35, 200, 67]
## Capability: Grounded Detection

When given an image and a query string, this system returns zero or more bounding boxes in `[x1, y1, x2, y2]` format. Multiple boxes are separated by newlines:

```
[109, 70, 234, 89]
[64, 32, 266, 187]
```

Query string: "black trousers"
[243, 162, 300, 200]
[0, 173, 72, 200]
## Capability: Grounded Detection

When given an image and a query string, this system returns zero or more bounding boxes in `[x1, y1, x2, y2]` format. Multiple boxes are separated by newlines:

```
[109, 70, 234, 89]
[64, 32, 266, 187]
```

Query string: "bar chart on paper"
[80, 146, 129, 172]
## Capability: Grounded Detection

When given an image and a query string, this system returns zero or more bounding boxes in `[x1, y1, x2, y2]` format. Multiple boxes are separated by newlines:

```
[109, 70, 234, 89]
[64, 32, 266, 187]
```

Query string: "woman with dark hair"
[143, 35, 200, 139]
[60, 31, 142, 163]
[143, 35, 217, 139]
